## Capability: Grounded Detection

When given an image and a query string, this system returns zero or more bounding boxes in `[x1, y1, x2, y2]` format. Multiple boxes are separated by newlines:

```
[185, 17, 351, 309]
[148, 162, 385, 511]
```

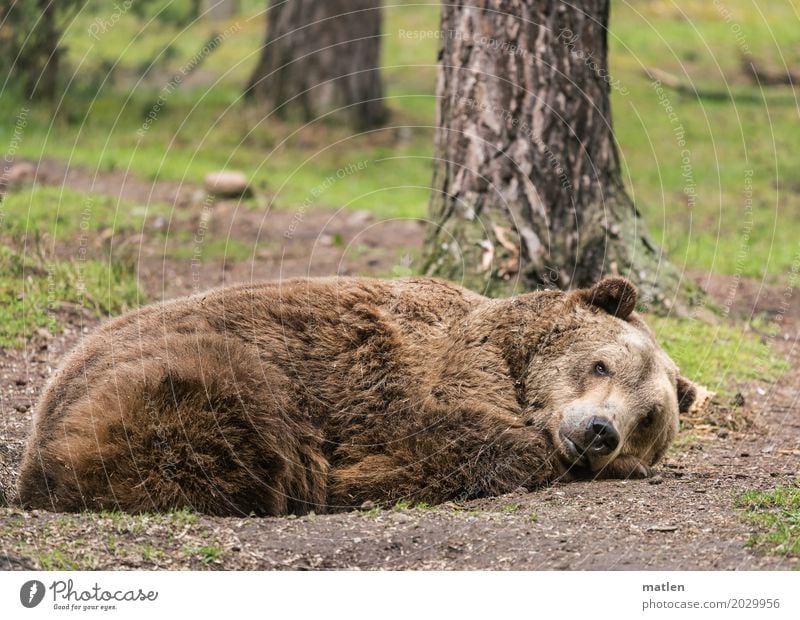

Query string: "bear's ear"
[676, 375, 697, 415]
[579, 276, 638, 319]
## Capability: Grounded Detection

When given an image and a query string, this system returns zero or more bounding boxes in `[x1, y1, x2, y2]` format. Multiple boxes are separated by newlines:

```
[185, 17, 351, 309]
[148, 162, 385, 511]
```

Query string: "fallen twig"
[741, 54, 800, 86]
[643, 67, 732, 101]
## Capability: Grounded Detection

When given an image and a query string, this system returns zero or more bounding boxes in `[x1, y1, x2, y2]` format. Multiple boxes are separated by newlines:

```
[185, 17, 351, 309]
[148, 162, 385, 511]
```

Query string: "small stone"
[648, 475, 664, 485]
[14, 403, 29, 413]
[359, 500, 375, 511]
[204, 171, 251, 198]
[346, 210, 373, 227]
[35, 327, 53, 340]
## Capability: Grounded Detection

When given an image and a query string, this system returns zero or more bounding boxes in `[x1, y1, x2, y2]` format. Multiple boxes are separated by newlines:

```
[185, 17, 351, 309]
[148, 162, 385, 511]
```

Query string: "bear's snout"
[562, 415, 620, 463]
[560, 404, 624, 467]
[584, 416, 620, 454]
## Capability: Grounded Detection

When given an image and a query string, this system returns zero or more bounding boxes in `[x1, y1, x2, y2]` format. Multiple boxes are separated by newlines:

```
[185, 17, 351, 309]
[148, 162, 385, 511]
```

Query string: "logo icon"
[20, 580, 45, 608]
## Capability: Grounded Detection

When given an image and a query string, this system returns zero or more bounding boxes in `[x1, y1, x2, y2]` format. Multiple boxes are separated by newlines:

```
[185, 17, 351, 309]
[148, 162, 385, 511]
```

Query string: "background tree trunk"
[423, 0, 701, 313]
[0, 0, 63, 100]
[245, 0, 387, 130]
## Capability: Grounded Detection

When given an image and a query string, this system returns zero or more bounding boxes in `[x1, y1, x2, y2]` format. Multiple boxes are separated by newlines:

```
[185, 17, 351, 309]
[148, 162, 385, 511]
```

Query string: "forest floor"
[0, 162, 799, 571]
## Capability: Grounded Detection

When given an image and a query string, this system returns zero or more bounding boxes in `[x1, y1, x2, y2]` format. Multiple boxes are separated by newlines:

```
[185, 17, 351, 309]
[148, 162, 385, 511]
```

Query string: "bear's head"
[523, 277, 696, 477]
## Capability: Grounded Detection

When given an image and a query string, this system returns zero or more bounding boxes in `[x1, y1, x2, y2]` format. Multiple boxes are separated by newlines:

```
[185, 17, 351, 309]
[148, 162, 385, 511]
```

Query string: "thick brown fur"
[18, 276, 695, 515]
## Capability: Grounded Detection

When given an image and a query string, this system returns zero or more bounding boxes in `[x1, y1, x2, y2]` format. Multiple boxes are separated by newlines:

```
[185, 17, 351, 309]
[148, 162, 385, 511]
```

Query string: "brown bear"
[17, 276, 696, 516]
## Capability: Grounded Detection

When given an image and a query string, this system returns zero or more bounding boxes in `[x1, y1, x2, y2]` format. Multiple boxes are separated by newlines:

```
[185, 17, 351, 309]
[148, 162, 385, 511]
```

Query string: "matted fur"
[18, 276, 694, 515]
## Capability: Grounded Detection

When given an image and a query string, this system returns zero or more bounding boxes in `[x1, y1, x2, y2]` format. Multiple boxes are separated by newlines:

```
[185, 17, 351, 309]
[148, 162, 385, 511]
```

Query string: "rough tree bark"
[423, 0, 701, 313]
[245, 0, 387, 129]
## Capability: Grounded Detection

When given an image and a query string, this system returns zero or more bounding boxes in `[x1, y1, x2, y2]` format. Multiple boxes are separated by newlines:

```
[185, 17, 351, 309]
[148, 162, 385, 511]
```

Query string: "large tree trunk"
[245, 0, 387, 129]
[423, 0, 700, 313]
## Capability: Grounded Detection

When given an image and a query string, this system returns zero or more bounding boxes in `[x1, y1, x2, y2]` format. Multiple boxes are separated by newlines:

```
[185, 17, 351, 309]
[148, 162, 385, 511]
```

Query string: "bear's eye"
[593, 361, 609, 377]
[640, 411, 655, 429]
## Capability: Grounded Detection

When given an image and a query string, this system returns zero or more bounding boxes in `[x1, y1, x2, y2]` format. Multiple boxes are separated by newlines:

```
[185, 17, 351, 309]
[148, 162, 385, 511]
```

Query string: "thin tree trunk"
[246, 0, 387, 129]
[35, 0, 60, 100]
[423, 0, 701, 313]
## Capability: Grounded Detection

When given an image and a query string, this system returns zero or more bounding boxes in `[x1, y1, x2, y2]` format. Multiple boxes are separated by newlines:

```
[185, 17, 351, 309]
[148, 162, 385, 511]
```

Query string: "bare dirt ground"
[0, 163, 798, 570]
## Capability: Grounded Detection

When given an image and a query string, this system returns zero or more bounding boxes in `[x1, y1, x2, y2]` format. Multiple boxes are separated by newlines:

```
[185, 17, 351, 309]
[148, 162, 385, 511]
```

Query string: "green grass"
[1, 185, 175, 238]
[0, 245, 142, 347]
[647, 316, 789, 397]
[186, 543, 224, 565]
[0, 0, 439, 219]
[609, 1, 800, 281]
[169, 236, 254, 261]
[37, 547, 84, 571]
[139, 544, 167, 564]
[1, 0, 798, 355]
[1, 0, 797, 279]
[667, 432, 706, 455]
[737, 483, 800, 556]
[98, 508, 199, 533]
[392, 499, 436, 511]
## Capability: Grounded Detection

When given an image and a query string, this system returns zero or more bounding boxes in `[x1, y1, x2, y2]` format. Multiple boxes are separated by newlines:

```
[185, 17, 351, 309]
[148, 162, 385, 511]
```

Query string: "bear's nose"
[585, 416, 620, 454]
